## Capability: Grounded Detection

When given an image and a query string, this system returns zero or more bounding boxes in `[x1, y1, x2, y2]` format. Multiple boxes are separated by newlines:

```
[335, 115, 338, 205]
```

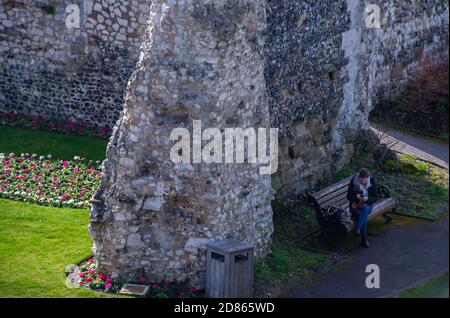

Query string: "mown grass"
[394, 273, 449, 298]
[0, 199, 117, 298]
[0, 126, 112, 297]
[0, 125, 108, 161]
[254, 204, 332, 297]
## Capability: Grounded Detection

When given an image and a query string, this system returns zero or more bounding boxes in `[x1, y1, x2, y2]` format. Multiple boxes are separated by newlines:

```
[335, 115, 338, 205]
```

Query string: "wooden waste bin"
[205, 239, 254, 298]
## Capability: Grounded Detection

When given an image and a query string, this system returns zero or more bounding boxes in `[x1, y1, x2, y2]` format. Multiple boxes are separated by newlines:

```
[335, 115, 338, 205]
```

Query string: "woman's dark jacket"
[346, 175, 378, 212]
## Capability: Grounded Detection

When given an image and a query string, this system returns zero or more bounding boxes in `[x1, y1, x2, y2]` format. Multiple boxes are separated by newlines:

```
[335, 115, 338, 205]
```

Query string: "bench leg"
[383, 212, 393, 224]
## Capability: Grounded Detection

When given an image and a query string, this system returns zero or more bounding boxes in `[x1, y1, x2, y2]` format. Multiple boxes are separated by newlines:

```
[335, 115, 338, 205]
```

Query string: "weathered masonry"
[1, 0, 448, 287]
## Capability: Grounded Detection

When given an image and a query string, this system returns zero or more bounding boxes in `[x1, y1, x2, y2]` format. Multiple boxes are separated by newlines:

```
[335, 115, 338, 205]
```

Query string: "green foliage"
[430, 183, 447, 197]
[43, 5, 56, 14]
[382, 159, 418, 175]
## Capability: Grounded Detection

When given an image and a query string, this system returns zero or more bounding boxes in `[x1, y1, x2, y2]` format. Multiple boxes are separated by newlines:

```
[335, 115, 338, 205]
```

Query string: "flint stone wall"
[0, 0, 151, 128]
[90, 0, 274, 287]
[267, 0, 449, 199]
[0, 0, 447, 288]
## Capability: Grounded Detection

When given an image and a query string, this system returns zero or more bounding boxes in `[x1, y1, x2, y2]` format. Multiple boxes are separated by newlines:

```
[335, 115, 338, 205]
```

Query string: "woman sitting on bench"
[347, 168, 379, 248]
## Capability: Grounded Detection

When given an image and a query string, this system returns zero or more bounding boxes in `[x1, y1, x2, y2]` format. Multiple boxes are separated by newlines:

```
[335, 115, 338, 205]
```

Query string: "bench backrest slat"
[312, 176, 353, 201]
[317, 186, 349, 205]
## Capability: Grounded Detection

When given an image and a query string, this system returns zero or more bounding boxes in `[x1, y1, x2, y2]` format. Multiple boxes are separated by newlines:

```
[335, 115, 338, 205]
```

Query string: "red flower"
[106, 278, 113, 284]
[188, 287, 197, 293]
[164, 280, 173, 285]
[85, 277, 93, 283]
[79, 272, 86, 278]
[179, 291, 186, 297]
[98, 274, 106, 281]
[88, 268, 94, 275]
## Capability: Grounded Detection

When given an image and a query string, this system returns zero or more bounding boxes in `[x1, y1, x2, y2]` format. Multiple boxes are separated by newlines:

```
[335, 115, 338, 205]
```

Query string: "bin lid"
[206, 239, 254, 254]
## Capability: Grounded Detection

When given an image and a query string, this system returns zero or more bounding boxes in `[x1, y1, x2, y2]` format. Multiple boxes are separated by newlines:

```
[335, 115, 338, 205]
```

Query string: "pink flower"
[60, 194, 69, 201]
[105, 283, 112, 290]
[89, 258, 94, 264]
[88, 268, 94, 275]
[62, 161, 69, 168]
[38, 185, 42, 190]
[188, 287, 197, 293]
[164, 280, 173, 285]
[79, 272, 86, 278]
[151, 284, 158, 289]
[53, 177, 59, 182]
[106, 278, 113, 284]
[179, 291, 186, 297]
[139, 276, 148, 284]
[98, 274, 106, 281]
[85, 277, 93, 283]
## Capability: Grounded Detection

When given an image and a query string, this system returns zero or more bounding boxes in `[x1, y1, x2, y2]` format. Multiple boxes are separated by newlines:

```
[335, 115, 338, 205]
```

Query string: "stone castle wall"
[1, 0, 448, 288]
[90, 0, 274, 287]
[267, 0, 449, 199]
[0, 0, 151, 128]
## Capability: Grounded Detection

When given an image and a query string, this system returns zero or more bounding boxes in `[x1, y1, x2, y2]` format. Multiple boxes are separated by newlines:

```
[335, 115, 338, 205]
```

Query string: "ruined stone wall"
[1, 0, 447, 288]
[90, 0, 274, 287]
[362, 0, 449, 110]
[0, 0, 151, 129]
[268, 0, 449, 199]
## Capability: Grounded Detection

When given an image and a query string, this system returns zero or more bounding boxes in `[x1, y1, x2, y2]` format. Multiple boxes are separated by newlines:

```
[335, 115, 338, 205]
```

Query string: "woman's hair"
[359, 168, 370, 178]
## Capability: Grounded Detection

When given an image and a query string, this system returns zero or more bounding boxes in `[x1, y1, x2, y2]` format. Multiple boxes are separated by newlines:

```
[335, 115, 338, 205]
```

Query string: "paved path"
[289, 216, 449, 298]
[370, 123, 449, 169]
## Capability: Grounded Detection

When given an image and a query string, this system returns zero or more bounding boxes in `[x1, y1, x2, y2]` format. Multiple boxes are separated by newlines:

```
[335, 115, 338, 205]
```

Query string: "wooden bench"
[307, 176, 397, 233]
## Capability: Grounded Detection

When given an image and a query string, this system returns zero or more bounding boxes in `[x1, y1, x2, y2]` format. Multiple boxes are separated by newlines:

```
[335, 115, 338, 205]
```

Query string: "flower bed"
[0, 153, 101, 209]
[1, 111, 111, 139]
[79, 258, 200, 298]
[79, 259, 121, 294]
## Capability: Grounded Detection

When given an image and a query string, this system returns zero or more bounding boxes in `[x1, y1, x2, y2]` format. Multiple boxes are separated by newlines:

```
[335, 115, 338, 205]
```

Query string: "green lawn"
[395, 273, 449, 298]
[332, 153, 449, 220]
[0, 125, 108, 161]
[0, 126, 112, 297]
[0, 199, 116, 297]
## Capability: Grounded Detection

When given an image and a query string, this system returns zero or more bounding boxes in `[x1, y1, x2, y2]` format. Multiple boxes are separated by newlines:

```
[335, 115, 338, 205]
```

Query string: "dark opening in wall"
[297, 82, 302, 92]
[328, 71, 335, 81]
[288, 146, 295, 159]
